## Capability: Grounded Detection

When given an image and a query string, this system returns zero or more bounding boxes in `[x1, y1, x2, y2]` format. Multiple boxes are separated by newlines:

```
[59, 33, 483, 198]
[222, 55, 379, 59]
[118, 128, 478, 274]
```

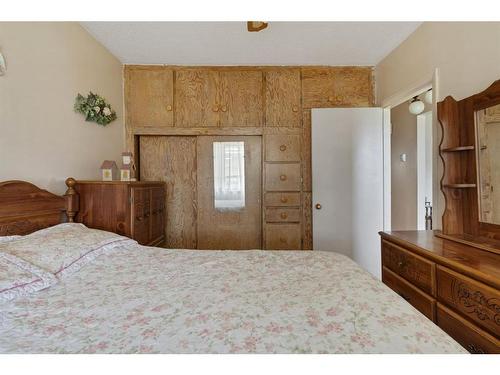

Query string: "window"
[213, 142, 245, 209]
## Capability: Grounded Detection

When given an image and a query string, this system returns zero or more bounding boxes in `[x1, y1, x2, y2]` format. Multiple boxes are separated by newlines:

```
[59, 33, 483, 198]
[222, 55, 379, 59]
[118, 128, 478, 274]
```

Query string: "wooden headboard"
[0, 178, 79, 236]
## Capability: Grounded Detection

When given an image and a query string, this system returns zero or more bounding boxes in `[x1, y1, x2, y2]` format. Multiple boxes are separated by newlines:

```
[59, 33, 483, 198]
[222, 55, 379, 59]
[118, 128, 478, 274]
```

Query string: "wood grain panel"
[437, 265, 500, 337]
[265, 134, 300, 162]
[131, 187, 151, 245]
[125, 66, 174, 127]
[175, 69, 219, 127]
[437, 303, 500, 353]
[302, 67, 373, 108]
[265, 207, 301, 223]
[302, 192, 313, 250]
[140, 136, 198, 248]
[264, 192, 301, 207]
[382, 266, 436, 321]
[219, 70, 263, 127]
[382, 240, 436, 295]
[196, 136, 262, 249]
[264, 223, 302, 250]
[264, 163, 301, 191]
[265, 69, 302, 127]
[302, 109, 312, 191]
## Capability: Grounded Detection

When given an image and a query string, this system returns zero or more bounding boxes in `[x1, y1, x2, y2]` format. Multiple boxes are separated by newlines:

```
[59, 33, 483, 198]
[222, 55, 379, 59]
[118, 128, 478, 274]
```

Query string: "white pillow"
[0, 223, 136, 278]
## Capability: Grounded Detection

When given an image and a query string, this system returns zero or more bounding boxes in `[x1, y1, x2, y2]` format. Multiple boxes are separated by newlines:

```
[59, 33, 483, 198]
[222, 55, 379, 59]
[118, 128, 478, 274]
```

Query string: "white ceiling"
[81, 22, 421, 66]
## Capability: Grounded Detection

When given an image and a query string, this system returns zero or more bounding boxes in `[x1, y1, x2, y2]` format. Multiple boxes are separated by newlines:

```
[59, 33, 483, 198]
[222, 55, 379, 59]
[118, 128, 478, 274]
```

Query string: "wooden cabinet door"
[219, 70, 263, 127]
[302, 67, 372, 108]
[265, 69, 301, 127]
[125, 67, 174, 127]
[176, 69, 220, 127]
[131, 187, 151, 245]
[150, 186, 165, 245]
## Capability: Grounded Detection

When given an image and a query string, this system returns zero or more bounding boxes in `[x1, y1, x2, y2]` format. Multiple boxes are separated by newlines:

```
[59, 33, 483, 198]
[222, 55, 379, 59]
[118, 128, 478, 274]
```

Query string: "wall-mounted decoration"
[0, 51, 6, 76]
[100, 160, 119, 181]
[74, 92, 117, 126]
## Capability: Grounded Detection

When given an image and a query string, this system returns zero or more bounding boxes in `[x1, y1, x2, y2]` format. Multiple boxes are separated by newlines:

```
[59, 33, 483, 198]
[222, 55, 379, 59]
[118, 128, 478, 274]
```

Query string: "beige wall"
[376, 22, 500, 103]
[376, 22, 500, 228]
[0, 22, 124, 194]
[390, 100, 432, 230]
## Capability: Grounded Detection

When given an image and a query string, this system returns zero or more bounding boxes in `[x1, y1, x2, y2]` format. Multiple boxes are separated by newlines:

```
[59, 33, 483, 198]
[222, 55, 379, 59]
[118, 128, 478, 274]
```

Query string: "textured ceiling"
[82, 22, 421, 66]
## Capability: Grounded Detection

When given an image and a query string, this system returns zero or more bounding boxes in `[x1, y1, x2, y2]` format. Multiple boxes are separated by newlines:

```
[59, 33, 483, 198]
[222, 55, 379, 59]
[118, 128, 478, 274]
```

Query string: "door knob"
[315, 203, 322, 210]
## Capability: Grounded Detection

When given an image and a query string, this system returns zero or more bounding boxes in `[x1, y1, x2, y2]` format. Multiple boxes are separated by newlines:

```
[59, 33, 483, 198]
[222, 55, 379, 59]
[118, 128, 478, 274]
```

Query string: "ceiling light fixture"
[424, 89, 433, 105]
[409, 96, 425, 115]
[247, 21, 268, 32]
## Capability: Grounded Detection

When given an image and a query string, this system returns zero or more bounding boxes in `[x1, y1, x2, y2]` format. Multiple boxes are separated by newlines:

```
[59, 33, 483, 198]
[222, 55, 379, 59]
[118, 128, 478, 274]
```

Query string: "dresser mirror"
[476, 103, 500, 225]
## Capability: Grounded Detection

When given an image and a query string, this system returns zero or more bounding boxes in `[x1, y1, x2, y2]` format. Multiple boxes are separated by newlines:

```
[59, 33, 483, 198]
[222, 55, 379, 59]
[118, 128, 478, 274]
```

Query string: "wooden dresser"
[380, 231, 500, 353]
[73, 181, 166, 246]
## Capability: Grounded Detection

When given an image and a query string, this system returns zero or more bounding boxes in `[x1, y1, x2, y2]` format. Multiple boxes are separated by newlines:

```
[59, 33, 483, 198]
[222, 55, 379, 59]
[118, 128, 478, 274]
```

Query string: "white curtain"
[213, 141, 245, 209]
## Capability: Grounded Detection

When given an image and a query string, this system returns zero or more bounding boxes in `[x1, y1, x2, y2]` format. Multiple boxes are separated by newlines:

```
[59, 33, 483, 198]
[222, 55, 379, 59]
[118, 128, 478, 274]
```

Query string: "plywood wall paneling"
[140, 136, 198, 248]
[301, 67, 373, 108]
[302, 109, 312, 192]
[302, 192, 313, 250]
[265, 68, 302, 127]
[219, 70, 264, 127]
[175, 69, 220, 127]
[125, 66, 174, 128]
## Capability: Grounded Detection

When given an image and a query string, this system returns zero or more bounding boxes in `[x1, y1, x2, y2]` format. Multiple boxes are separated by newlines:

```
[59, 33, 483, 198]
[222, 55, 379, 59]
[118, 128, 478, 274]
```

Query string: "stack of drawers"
[263, 133, 302, 249]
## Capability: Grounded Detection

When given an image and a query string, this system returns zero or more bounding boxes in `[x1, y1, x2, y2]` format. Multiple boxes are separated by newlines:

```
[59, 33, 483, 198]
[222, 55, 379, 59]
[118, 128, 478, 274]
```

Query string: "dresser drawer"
[437, 266, 500, 337]
[265, 207, 301, 223]
[265, 163, 301, 191]
[382, 266, 436, 321]
[437, 303, 500, 353]
[382, 240, 435, 295]
[264, 192, 301, 207]
[264, 223, 301, 250]
[131, 187, 151, 245]
[265, 135, 300, 162]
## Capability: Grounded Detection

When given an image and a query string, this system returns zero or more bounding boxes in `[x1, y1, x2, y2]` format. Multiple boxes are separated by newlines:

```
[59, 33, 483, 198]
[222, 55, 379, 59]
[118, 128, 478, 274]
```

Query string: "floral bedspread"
[0, 244, 466, 353]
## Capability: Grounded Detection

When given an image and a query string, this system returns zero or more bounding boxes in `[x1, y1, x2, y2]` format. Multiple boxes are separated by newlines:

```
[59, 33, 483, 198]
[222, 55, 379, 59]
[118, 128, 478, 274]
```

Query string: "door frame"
[380, 68, 440, 230]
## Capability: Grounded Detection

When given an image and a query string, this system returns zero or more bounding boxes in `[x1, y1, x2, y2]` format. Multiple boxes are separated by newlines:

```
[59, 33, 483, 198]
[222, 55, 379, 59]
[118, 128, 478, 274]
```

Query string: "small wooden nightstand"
[72, 180, 166, 246]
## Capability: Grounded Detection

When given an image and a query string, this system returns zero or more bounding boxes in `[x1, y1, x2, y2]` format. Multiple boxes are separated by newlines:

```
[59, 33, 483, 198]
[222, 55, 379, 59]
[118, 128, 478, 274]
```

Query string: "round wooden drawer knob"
[328, 96, 335, 103]
[213, 105, 219, 112]
[280, 197, 288, 203]
[221, 105, 228, 112]
[280, 174, 287, 181]
[280, 212, 288, 219]
[292, 106, 299, 112]
[166, 105, 173, 111]
[279, 145, 287, 152]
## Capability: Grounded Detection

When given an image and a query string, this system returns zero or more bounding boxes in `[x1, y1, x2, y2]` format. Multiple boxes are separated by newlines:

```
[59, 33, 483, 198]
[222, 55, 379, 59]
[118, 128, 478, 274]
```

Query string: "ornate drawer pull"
[136, 216, 143, 222]
[280, 212, 288, 220]
[144, 213, 150, 218]
[279, 144, 287, 152]
[328, 96, 335, 103]
[280, 197, 288, 203]
[213, 105, 219, 112]
[221, 105, 228, 112]
[280, 174, 287, 181]
[292, 106, 299, 112]
[397, 260, 407, 268]
[166, 105, 173, 111]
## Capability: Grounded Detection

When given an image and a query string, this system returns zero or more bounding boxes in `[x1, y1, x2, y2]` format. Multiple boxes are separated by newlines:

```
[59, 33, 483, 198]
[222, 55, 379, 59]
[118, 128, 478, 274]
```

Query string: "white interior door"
[312, 108, 385, 278]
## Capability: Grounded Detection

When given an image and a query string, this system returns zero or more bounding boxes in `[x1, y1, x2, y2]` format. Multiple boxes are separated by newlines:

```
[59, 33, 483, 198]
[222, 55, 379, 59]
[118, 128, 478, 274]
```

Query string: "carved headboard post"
[64, 178, 79, 223]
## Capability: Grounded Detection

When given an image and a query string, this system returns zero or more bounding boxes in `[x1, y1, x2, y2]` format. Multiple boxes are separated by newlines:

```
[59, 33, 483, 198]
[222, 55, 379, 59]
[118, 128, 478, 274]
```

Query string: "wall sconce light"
[0, 51, 6, 76]
[424, 89, 433, 105]
[409, 96, 424, 115]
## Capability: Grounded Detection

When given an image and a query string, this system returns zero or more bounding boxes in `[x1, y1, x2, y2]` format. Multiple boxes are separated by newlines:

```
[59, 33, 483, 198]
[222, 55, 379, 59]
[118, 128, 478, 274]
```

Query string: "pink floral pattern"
[0, 252, 57, 302]
[0, 223, 135, 277]
[0, 242, 466, 353]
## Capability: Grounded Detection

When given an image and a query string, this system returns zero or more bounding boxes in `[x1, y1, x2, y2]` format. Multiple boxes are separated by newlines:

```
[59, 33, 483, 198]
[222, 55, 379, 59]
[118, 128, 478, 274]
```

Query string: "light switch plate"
[0, 52, 6, 76]
[400, 153, 407, 162]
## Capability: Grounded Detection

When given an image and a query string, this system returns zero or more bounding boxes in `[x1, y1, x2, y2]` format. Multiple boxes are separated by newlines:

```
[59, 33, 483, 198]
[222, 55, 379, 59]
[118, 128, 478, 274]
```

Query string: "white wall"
[0, 22, 124, 194]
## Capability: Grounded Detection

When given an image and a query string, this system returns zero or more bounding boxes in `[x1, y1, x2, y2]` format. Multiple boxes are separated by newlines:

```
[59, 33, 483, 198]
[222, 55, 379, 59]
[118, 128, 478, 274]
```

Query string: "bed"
[0, 180, 466, 353]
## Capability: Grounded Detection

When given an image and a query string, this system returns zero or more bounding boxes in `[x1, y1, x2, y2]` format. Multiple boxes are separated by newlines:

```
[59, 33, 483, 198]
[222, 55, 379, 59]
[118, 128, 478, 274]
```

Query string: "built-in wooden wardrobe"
[124, 66, 373, 250]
